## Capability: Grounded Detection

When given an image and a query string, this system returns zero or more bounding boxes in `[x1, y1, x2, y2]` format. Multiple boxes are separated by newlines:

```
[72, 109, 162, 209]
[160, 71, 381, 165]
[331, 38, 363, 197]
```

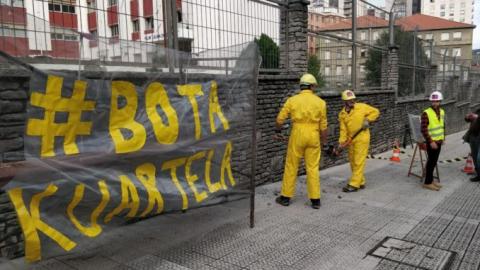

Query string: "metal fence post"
[412, 27, 417, 96]
[163, 0, 179, 73]
[352, 0, 357, 90]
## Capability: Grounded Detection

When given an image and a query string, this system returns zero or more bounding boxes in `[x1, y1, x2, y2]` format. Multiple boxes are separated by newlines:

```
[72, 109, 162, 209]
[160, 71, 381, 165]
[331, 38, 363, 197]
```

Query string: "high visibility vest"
[424, 107, 445, 141]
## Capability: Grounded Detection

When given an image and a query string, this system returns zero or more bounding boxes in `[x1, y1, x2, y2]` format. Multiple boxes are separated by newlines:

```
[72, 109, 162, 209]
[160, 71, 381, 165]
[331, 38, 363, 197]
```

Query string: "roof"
[319, 14, 475, 32]
[395, 14, 475, 31]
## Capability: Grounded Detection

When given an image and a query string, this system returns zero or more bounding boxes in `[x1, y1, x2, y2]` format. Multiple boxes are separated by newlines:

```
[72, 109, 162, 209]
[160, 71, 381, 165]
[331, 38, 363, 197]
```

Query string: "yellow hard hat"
[300, 73, 318, 86]
[341, 89, 356, 101]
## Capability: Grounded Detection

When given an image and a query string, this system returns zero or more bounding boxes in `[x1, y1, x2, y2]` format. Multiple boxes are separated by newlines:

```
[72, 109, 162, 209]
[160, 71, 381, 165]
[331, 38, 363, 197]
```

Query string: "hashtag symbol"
[27, 75, 96, 157]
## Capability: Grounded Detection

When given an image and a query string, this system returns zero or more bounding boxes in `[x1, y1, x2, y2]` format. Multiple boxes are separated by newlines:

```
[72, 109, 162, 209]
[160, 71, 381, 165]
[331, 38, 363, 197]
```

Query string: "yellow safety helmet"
[299, 73, 318, 86]
[341, 89, 356, 101]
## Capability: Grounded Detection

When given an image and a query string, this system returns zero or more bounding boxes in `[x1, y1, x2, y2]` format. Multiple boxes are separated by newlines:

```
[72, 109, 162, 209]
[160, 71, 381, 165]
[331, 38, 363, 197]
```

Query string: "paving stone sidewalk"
[1, 131, 477, 270]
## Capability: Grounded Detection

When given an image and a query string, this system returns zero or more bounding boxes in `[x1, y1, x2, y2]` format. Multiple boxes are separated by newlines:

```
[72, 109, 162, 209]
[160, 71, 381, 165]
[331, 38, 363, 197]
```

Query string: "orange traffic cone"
[463, 154, 475, 174]
[390, 147, 401, 162]
[390, 139, 401, 163]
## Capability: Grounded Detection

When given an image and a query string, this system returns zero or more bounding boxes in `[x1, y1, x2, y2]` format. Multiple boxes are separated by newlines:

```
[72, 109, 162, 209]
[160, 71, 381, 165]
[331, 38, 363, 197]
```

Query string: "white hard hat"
[429, 91, 443, 101]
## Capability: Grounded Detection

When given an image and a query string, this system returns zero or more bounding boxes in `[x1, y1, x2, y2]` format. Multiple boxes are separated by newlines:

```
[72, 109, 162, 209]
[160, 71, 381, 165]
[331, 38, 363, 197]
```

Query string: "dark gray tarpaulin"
[3, 43, 259, 262]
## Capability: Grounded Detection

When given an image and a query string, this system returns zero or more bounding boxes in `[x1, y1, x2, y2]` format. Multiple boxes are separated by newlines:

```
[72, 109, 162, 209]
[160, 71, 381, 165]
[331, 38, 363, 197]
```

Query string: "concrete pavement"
[1, 131, 479, 270]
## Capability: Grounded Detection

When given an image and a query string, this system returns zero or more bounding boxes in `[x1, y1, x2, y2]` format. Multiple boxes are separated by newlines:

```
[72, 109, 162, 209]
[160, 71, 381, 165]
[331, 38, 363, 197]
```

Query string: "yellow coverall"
[338, 103, 380, 188]
[276, 90, 327, 199]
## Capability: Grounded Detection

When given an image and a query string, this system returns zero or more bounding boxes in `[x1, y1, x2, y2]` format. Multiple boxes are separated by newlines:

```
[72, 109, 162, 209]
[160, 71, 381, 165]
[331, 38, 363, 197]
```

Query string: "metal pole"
[388, 11, 395, 47]
[442, 51, 446, 89]
[412, 27, 417, 95]
[250, 62, 260, 230]
[429, 40, 433, 65]
[163, 0, 178, 72]
[351, 0, 357, 90]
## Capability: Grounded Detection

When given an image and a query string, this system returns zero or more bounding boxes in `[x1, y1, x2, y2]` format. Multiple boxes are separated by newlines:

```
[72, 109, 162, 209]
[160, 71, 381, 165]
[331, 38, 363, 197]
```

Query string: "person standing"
[464, 109, 480, 182]
[338, 90, 380, 193]
[274, 73, 328, 209]
[421, 91, 445, 191]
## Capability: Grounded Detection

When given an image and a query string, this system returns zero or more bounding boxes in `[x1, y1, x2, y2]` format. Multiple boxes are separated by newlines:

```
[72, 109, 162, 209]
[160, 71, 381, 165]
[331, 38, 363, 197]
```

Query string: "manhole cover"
[367, 237, 456, 270]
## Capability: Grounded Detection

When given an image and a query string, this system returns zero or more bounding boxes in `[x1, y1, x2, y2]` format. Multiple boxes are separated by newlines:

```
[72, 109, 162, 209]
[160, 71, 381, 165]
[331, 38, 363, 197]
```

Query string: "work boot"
[275, 196, 290, 206]
[342, 185, 359, 193]
[432, 182, 442, 188]
[470, 176, 480, 182]
[423, 184, 440, 191]
[311, 199, 321, 209]
[360, 184, 366, 189]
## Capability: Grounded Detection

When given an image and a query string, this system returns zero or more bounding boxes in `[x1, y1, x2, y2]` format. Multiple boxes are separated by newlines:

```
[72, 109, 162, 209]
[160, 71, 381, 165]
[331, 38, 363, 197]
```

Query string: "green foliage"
[255, 34, 279, 69]
[307, 55, 326, 88]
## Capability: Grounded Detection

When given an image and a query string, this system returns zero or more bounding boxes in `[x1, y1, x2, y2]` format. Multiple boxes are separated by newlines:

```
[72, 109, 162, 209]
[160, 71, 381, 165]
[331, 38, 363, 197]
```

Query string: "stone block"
[0, 90, 27, 100]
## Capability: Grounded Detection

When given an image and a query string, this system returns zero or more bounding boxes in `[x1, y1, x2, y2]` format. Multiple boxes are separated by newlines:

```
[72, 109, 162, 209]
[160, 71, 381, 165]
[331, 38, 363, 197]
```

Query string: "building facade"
[315, 14, 475, 88]
[0, 0, 279, 65]
[420, 0, 475, 23]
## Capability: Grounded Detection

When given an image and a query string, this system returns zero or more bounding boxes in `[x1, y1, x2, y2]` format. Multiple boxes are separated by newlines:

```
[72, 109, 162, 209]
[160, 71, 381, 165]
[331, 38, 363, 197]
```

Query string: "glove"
[362, 119, 370, 129]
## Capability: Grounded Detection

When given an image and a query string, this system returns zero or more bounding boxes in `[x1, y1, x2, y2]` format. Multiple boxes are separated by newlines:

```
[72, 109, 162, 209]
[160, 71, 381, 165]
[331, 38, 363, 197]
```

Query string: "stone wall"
[0, 70, 29, 259]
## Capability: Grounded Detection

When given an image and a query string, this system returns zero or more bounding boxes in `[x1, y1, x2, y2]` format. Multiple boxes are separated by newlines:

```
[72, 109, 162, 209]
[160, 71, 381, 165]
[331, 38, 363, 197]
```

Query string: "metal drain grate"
[367, 237, 457, 270]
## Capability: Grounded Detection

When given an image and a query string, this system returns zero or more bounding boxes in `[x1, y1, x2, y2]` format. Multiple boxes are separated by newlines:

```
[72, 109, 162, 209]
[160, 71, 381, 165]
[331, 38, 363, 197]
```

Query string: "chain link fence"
[308, 0, 390, 92]
[0, 0, 284, 73]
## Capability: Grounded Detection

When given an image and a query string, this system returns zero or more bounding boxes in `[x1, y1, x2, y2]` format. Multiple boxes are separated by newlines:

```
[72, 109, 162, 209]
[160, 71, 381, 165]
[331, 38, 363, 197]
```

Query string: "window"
[0, 0, 24, 7]
[132, 20, 140, 32]
[440, 33, 449, 41]
[360, 31, 366, 40]
[452, 48, 461, 57]
[110, 25, 119, 37]
[87, 1, 96, 9]
[425, 49, 431, 59]
[348, 65, 352, 75]
[373, 31, 379, 40]
[360, 65, 365, 73]
[325, 51, 330, 60]
[325, 66, 331, 76]
[425, 33, 433, 40]
[51, 33, 77, 41]
[453, 32, 462, 39]
[440, 48, 449, 56]
[109, 0, 117, 6]
[460, 10, 465, 15]
[348, 49, 352, 59]
[336, 49, 342, 59]
[49, 4, 75, 13]
[134, 53, 142, 63]
[347, 32, 352, 39]
[440, 11, 445, 16]
[440, 4, 445, 9]
[461, 2, 465, 8]
[0, 26, 26, 37]
[361, 49, 366, 58]
[336, 66, 343, 76]
[460, 18, 465, 22]
[145, 17, 154, 30]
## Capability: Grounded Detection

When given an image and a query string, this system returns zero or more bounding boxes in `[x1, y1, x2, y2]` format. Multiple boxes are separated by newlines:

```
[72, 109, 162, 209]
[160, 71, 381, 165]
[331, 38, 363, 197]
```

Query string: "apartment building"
[0, 0, 279, 64]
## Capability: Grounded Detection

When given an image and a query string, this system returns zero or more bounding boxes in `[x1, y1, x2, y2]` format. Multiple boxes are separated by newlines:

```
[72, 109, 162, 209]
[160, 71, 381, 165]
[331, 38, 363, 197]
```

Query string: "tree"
[307, 55, 326, 88]
[365, 28, 428, 96]
[255, 34, 279, 69]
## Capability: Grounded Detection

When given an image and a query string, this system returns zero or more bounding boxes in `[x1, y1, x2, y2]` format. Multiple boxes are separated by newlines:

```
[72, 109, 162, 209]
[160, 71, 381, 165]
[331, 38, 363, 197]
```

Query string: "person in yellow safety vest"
[274, 73, 328, 209]
[338, 90, 380, 193]
[420, 91, 445, 191]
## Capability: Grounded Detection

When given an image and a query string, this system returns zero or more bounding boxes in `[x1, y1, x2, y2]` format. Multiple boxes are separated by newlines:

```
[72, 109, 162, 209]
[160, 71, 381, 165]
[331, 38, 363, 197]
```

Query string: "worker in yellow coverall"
[274, 73, 328, 209]
[338, 90, 380, 192]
